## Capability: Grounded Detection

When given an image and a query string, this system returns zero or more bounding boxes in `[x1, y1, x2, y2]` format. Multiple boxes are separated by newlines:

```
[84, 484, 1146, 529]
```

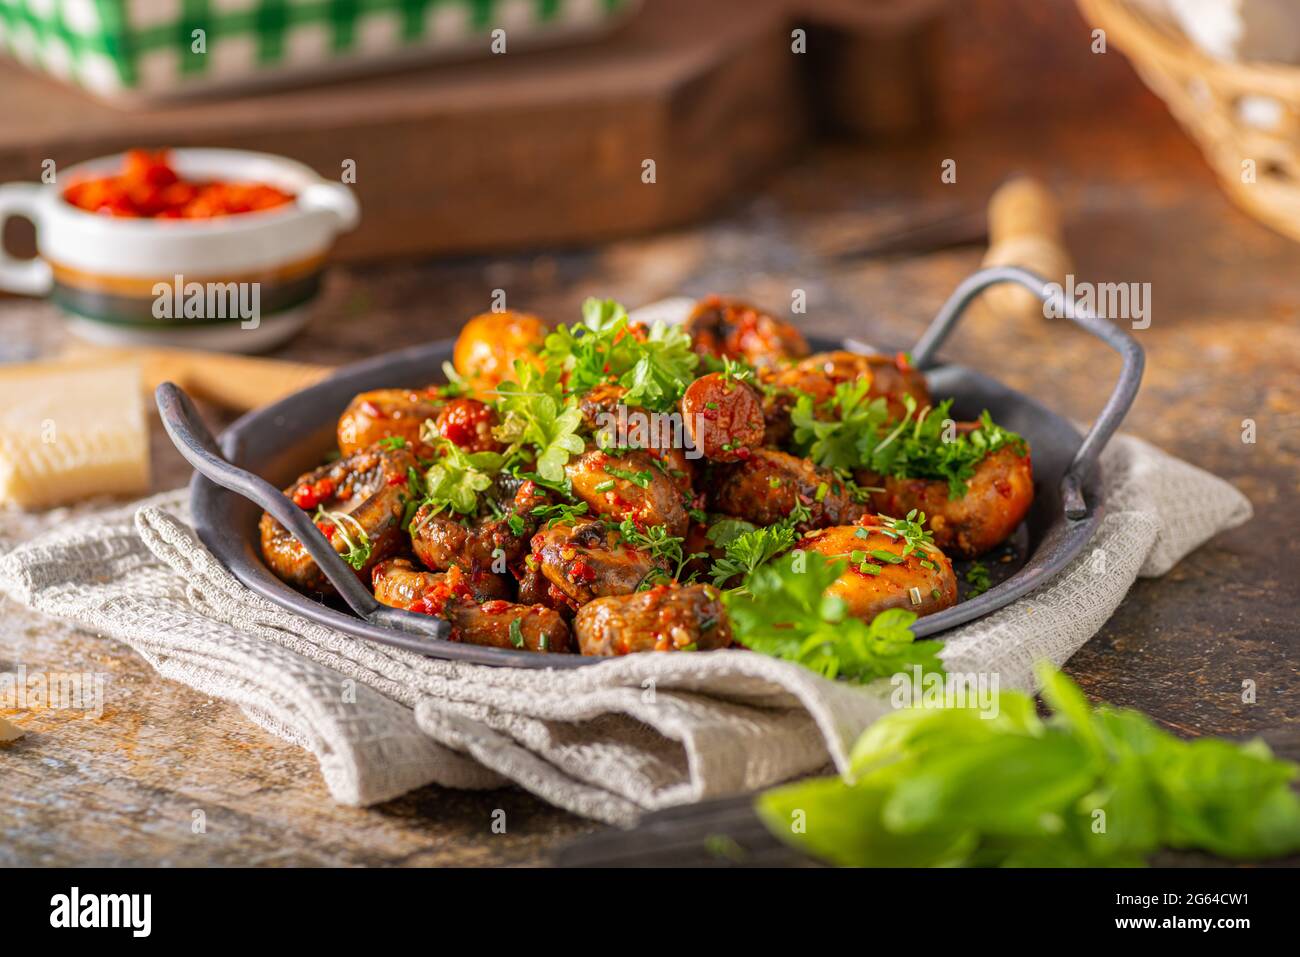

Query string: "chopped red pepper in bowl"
[62, 149, 295, 219]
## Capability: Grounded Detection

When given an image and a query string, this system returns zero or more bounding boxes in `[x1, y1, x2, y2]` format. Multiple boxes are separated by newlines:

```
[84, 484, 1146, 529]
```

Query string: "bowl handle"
[297, 181, 360, 232]
[0, 184, 53, 296]
[155, 382, 448, 641]
[909, 265, 1145, 521]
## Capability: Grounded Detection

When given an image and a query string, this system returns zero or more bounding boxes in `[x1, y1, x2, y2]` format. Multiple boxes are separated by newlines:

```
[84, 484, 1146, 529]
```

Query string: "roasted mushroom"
[260, 444, 418, 596]
[373, 560, 570, 652]
[409, 480, 549, 574]
[683, 295, 809, 368]
[574, 583, 733, 656]
[760, 350, 932, 447]
[859, 431, 1033, 558]
[337, 389, 445, 458]
[799, 520, 958, 621]
[530, 520, 665, 606]
[565, 448, 690, 538]
[710, 448, 867, 530]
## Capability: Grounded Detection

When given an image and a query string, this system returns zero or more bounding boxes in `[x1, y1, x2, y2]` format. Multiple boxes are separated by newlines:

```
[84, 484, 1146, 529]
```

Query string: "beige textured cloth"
[0, 435, 1251, 826]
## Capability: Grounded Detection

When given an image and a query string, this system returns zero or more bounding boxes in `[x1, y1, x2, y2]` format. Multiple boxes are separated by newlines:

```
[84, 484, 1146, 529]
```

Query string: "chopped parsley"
[541, 298, 698, 411]
[618, 520, 703, 582]
[417, 437, 504, 516]
[491, 360, 586, 484]
[792, 384, 1027, 500]
[604, 465, 654, 489]
[530, 501, 590, 528]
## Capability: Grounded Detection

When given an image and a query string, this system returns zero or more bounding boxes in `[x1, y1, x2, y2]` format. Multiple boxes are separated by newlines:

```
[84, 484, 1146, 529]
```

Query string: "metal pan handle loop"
[910, 265, 1144, 520]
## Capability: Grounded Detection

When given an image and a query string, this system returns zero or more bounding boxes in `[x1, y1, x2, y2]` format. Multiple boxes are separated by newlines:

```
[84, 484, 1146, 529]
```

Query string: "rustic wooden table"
[2, 8, 1297, 864]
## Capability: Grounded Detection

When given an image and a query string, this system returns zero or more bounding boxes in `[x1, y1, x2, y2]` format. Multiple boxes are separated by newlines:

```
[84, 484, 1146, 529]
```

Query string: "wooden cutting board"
[0, 0, 944, 263]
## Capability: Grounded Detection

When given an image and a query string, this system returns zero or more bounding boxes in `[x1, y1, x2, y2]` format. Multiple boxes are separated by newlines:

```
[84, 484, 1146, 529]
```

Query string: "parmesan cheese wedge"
[0, 358, 150, 508]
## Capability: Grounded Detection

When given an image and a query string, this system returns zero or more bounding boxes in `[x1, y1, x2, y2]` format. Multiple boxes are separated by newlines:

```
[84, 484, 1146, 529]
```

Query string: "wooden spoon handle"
[980, 176, 1073, 321]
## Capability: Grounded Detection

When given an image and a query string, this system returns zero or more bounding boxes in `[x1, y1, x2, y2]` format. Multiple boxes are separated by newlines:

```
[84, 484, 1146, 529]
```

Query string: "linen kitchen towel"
[0, 434, 1252, 826]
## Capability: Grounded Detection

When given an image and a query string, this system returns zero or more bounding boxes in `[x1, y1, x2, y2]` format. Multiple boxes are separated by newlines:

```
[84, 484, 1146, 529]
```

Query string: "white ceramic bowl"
[0, 149, 359, 352]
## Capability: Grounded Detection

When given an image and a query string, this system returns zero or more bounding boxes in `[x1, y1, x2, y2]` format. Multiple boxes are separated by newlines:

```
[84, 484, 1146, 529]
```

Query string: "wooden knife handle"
[980, 176, 1073, 321]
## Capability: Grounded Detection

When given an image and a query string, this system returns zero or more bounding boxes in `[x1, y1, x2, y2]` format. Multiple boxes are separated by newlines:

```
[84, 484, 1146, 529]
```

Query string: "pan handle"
[155, 382, 450, 641]
[910, 265, 1144, 521]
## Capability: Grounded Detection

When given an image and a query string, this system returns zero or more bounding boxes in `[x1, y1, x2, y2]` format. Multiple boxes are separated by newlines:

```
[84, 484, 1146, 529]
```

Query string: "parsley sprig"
[542, 298, 698, 411]
[491, 360, 585, 484]
[792, 384, 1027, 499]
[872, 400, 1027, 499]
[722, 552, 944, 683]
[707, 521, 798, 588]
[618, 520, 705, 583]
[416, 437, 505, 517]
[706, 503, 811, 588]
[790, 380, 891, 473]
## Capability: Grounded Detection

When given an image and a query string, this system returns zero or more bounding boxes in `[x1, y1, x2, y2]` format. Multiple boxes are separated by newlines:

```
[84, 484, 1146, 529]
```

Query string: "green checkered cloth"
[0, 0, 632, 97]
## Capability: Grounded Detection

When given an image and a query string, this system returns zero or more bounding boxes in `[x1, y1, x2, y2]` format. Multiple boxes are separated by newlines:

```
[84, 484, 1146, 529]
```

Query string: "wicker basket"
[1080, 0, 1300, 241]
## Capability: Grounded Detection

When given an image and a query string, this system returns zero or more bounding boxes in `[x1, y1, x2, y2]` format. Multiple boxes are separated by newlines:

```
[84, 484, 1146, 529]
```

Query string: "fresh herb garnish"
[419, 437, 504, 516]
[876, 509, 939, 558]
[312, 507, 373, 570]
[758, 665, 1300, 867]
[604, 465, 654, 489]
[720, 355, 754, 384]
[870, 400, 1027, 499]
[491, 360, 585, 483]
[530, 501, 590, 528]
[508, 617, 525, 648]
[722, 553, 944, 683]
[618, 520, 703, 581]
[699, 352, 758, 381]
[708, 520, 799, 588]
[705, 518, 757, 550]
[438, 361, 471, 397]
[792, 385, 1027, 500]
[401, 466, 426, 528]
[542, 298, 698, 411]
[377, 435, 408, 450]
[965, 560, 991, 598]
[790, 380, 891, 473]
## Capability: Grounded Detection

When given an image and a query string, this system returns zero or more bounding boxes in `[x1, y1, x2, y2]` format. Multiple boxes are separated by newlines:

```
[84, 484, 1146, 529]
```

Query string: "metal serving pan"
[159, 266, 1143, 669]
